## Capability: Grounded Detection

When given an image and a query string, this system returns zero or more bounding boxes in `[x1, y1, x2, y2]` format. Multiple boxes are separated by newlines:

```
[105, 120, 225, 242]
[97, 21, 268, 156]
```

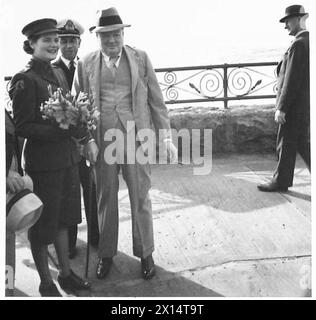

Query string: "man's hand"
[275, 110, 286, 124]
[84, 140, 99, 164]
[6, 170, 25, 193]
[163, 139, 178, 164]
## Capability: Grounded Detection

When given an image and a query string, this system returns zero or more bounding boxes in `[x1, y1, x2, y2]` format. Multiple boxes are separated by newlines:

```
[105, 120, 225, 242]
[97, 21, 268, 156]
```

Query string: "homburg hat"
[279, 5, 308, 22]
[89, 7, 131, 33]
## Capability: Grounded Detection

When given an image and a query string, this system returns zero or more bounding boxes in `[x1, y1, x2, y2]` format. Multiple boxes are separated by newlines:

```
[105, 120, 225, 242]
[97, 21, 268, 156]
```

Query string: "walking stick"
[85, 162, 95, 278]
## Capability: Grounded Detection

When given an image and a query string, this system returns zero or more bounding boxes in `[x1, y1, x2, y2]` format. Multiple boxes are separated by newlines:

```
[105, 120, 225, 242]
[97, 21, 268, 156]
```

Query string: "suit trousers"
[273, 115, 310, 187]
[68, 157, 99, 249]
[96, 120, 154, 259]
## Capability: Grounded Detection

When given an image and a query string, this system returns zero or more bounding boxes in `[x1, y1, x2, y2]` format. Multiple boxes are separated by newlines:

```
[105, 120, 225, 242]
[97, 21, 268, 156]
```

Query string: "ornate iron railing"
[4, 61, 278, 109]
[4, 76, 13, 111]
[155, 62, 278, 108]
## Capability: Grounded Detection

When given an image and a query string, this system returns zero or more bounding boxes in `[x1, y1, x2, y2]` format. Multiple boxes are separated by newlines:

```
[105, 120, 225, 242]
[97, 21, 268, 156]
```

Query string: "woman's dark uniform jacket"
[9, 58, 82, 243]
[5, 109, 23, 177]
[9, 58, 80, 171]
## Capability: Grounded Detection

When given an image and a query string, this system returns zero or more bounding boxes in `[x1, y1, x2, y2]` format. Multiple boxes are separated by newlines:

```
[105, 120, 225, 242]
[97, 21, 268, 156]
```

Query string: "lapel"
[58, 58, 69, 75]
[124, 46, 138, 106]
[277, 43, 291, 76]
[89, 52, 102, 145]
[90, 51, 101, 110]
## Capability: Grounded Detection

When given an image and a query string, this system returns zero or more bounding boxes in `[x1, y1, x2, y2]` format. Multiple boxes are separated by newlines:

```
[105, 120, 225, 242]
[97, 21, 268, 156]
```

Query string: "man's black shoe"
[57, 269, 91, 293]
[257, 182, 288, 192]
[39, 282, 62, 297]
[96, 257, 113, 279]
[69, 247, 77, 259]
[141, 254, 156, 280]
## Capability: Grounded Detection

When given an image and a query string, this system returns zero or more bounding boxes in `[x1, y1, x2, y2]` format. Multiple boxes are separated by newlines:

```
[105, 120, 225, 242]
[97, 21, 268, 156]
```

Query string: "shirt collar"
[30, 57, 53, 73]
[60, 56, 77, 69]
[101, 50, 122, 68]
[295, 29, 308, 38]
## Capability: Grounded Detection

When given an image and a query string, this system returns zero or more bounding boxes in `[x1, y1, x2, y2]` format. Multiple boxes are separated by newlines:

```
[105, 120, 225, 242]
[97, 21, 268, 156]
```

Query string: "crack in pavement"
[185, 253, 311, 273]
[90, 254, 311, 292]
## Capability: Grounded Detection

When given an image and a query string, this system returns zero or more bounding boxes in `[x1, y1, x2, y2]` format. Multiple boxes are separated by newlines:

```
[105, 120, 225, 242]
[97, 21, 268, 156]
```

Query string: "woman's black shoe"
[57, 269, 91, 293]
[39, 282, 62, 297]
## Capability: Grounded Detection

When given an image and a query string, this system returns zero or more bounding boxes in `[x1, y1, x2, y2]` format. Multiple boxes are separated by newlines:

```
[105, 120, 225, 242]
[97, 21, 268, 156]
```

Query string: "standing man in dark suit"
[54, 19, 99, 259]
[258, 5, 310, 192]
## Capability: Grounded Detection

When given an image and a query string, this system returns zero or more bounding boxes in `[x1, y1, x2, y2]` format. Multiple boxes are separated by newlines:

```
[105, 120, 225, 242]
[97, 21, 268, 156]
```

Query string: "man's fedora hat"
[22, 18, 58, 38]
[89, 7, 131, 33]
[57, 19, 84, 37]
[6, 175, 43, 233]
[279, 5, 308, 22]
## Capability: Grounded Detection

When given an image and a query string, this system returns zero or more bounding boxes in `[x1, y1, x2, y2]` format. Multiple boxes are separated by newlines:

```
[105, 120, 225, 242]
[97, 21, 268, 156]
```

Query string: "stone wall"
[168, 104, 277, 154]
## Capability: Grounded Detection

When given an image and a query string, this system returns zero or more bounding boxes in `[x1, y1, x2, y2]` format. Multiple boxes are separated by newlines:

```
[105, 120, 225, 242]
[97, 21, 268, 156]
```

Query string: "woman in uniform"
[9, 18, 91, 297]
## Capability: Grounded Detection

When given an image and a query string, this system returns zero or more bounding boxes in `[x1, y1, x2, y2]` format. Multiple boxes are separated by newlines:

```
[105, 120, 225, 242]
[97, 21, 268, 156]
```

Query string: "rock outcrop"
[168, 104, 277, 154]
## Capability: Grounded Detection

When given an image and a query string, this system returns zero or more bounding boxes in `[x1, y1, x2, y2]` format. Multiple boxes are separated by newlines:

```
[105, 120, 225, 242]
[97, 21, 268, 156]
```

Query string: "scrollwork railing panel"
[5, 61, 278, 109]
[155, 61, 278, 108]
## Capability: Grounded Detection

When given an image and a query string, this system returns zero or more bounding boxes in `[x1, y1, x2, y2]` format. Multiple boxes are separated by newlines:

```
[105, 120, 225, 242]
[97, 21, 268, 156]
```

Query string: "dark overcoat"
[276, 31, 309, 124]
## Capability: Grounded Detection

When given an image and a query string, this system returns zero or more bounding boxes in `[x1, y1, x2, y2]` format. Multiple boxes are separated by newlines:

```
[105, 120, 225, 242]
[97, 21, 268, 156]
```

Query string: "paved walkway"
[13, 154, 311, 297]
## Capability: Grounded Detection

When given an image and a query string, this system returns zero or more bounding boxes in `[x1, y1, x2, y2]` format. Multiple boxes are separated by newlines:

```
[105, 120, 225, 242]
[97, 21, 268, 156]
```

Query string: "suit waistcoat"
[100, 51, 134, 131]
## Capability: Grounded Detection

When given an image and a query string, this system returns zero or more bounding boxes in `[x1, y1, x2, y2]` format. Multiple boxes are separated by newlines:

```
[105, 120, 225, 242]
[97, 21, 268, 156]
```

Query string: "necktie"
[69, 60, 75, 85]
[69, 60, 75, 74]
[108, 57, 118, 77]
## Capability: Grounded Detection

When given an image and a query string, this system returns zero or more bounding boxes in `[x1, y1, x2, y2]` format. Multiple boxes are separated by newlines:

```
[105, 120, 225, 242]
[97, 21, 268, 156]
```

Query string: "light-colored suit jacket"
[72, 45, 171, 148]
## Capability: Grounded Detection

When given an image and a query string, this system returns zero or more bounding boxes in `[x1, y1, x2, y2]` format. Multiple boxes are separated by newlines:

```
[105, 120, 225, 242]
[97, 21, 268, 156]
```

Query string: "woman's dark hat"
[279, 5, 308, 22]
[22, 18, 58, 38]
[89, 7, 131, 33]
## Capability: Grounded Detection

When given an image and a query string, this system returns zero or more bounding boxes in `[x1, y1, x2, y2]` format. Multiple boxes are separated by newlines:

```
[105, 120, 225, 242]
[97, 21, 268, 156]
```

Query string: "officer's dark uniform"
[53, 19, 99, 253]
[53, 57, 76, 89]
[9, 57, 83, 244]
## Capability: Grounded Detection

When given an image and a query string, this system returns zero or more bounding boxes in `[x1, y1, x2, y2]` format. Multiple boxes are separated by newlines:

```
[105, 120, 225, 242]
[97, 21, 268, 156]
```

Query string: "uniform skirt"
[27, 164, 81, 244]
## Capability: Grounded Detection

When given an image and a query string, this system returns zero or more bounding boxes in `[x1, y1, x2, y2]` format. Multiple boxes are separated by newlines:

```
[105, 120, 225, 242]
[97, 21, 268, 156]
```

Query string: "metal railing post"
[223, 64, 228, 109]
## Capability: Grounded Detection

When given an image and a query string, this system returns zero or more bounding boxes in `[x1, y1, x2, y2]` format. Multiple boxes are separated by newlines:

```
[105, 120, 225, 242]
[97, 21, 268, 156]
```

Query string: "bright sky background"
[0, 0, 314, 75]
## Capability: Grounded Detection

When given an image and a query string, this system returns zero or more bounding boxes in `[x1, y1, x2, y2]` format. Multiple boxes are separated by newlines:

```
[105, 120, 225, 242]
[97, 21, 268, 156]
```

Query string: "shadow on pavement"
[72, 248, 223, 297]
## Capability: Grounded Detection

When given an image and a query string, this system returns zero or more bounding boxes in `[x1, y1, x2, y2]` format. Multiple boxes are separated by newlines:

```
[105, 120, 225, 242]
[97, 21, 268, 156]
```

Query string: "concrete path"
[13, 154, 311, 297]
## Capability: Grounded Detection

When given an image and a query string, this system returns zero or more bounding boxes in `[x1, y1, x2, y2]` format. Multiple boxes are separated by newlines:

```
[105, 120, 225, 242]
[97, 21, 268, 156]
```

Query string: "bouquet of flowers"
[40, 85, 100, 131]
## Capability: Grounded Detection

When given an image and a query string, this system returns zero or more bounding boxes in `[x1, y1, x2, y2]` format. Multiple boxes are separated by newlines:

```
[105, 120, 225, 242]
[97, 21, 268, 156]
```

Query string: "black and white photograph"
[1, 0, 313, 301]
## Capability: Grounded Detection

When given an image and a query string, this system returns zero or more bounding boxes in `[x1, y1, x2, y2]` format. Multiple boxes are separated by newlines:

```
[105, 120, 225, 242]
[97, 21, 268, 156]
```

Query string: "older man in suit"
[258, 5, 310, 192]
[54, 19, 99, 258]
[73, 7, 177, 280]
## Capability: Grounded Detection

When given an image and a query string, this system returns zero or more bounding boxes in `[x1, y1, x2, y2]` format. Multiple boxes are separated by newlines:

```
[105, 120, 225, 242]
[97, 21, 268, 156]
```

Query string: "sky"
[0, 0, 314, 76]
